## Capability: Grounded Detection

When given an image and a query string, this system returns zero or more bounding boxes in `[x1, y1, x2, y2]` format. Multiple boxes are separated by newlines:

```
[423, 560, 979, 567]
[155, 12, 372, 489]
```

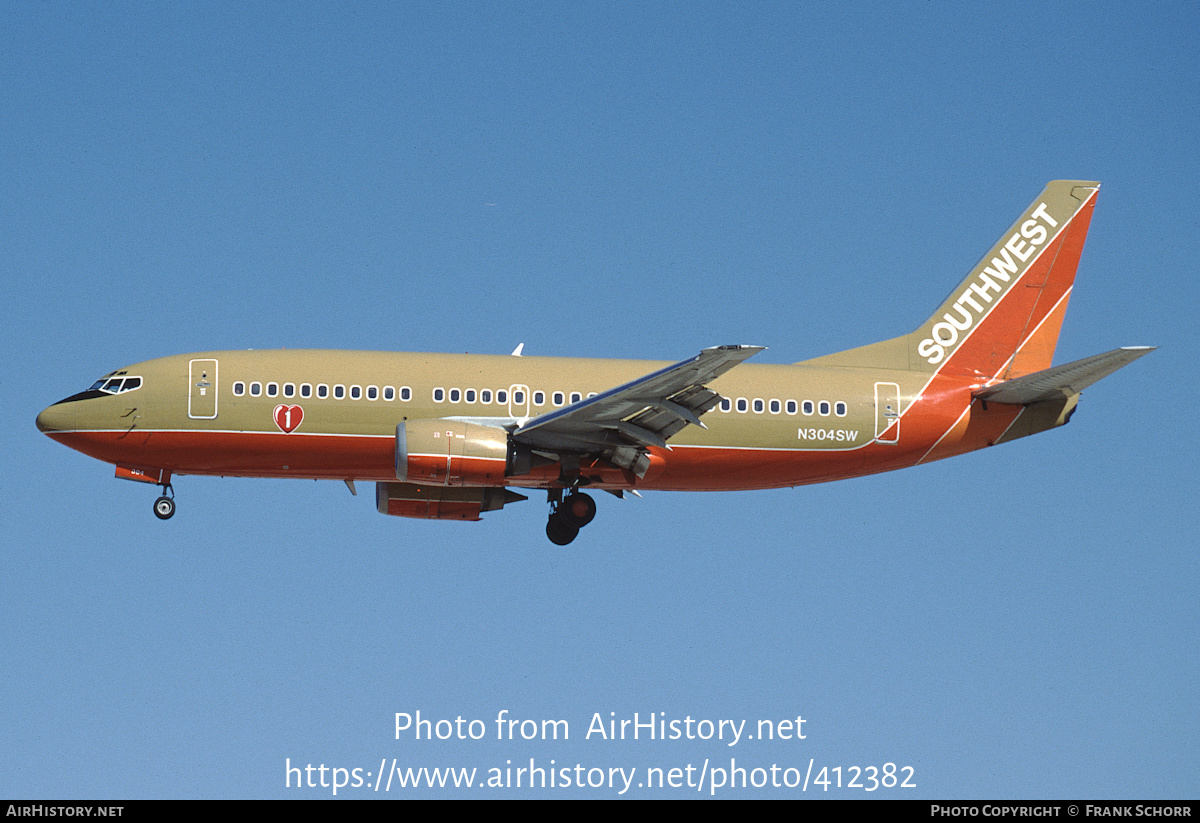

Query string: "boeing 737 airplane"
[37, 181, 1152, 544]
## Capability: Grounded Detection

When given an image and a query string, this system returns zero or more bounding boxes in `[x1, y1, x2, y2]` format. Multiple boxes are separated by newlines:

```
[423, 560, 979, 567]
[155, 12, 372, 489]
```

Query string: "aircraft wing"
[974, 347, 1155, 405]
[512, 345, 764, 475]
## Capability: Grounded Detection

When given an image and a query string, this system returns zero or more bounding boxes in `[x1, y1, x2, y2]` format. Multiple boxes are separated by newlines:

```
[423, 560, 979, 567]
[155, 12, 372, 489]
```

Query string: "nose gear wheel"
[153, 482, 175, 520]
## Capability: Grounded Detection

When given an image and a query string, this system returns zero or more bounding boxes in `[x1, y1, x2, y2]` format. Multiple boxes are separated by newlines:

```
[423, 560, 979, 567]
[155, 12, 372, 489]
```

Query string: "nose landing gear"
[545, 490, 596, 545]
[153, 482, 176, 520]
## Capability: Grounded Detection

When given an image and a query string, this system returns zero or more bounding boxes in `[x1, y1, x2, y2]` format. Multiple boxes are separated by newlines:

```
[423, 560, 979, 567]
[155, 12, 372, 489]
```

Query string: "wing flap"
[974, 346, 1154, 405]
[513, 345, 763, 457]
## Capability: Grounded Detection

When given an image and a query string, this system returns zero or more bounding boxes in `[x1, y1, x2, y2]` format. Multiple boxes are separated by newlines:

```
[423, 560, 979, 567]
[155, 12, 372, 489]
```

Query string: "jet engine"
[396, 419, 510, 486]
[375, 482, 526, 520]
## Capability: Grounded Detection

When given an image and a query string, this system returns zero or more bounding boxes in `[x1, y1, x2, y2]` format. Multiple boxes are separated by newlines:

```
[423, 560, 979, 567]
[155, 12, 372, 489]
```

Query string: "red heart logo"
[274, 404, 304, 433]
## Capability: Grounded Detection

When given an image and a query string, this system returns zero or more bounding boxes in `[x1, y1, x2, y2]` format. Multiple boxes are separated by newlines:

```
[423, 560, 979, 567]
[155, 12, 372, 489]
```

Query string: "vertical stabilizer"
[910, 180, 1099, 378]
[798, 181, 1100, 378]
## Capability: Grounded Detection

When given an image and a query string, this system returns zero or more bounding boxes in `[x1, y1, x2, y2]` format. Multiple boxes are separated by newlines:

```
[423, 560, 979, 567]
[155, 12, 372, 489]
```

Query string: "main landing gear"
[545, 490, 596, 546]
[153, 482, 176, 520]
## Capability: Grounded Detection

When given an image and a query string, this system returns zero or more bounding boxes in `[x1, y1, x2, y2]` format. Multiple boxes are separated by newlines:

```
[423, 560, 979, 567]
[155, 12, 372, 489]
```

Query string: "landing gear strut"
[153, 482, 175, 520]
[545, 490, 595, 545]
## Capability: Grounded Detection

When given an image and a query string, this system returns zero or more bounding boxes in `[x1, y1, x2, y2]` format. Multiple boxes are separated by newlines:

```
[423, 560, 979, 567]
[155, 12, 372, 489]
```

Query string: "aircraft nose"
[36, 402, 75, 433]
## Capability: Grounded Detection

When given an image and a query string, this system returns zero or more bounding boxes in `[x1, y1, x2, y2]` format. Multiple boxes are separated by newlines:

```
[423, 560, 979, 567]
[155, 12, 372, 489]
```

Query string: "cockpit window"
[90, 376, 143, 395]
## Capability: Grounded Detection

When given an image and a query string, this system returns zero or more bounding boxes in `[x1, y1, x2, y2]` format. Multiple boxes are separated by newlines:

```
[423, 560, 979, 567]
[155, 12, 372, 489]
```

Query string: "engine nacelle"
[375, 482, 527, 521]
[396, 419, 510, 486]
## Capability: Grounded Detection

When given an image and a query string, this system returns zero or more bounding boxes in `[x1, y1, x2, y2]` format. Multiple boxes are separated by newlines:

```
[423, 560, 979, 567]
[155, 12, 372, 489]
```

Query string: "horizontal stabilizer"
[974, 347, 1154, 405]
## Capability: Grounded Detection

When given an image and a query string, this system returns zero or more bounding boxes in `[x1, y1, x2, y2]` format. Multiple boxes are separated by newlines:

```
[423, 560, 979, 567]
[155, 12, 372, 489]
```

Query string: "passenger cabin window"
[400, 387, 411, 401]
[553, 392, 565, 406]
[769, 399, 781, 414]
[497, 390, 508, 404]
[449, 388, 460, 403]
[835, 402, 848, 417]
[466, 389, 477, 403]
[233, 381, 245, 396]
[267, 382, 278, 397]
[350, 385, 362, 400]
[301, 384, 312, 398]
[383, 386, 394, 400]
[570, 392, 581, 404]
[480, 389, 491, 403]
[720, 398, 732, 412]
[367, 385, 378, 400]
[250, 382, 262, 397]
[533, 391, 544, 405]
[753, 399, 764, 413]
[284, 383, 295, 398]
[334, 385, 345, 399]
[433, 388, 445, 402]
[736, 398, 748, 412]
[802, 400, 814, 415]
[819, 401, 831, 416]
[786, 400, 797, 415]
[513, 390, 525, 404]
[317, 384, 328, 399]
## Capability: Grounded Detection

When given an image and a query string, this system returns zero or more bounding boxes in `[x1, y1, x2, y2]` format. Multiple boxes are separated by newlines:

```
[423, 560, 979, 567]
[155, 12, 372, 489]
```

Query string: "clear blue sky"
[3, 2, 1196, 798]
